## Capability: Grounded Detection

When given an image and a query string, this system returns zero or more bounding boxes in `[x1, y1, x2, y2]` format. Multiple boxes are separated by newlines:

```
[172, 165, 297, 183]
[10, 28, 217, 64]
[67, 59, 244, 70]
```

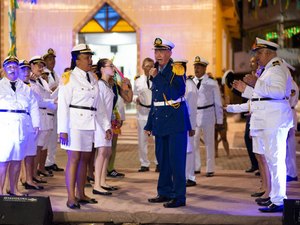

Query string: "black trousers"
[244, 116, 258, 169]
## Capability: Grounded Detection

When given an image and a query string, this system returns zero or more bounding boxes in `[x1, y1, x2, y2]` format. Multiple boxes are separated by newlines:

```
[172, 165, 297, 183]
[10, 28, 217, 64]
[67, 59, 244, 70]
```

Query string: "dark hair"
[142, 57, 154, 66]
[96, 58, 109, 80]
[70, 52, 80, 69]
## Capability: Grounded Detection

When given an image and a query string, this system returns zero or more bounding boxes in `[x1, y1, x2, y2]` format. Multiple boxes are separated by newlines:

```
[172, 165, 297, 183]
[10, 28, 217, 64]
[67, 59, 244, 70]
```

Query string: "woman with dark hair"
[57, 44, 98, 209]
[92, 58, 114, 195]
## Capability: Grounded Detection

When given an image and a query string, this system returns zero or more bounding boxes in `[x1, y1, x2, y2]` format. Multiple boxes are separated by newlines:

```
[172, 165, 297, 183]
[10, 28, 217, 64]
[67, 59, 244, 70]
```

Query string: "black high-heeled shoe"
[37, 170, 53, 177]
[87, 176, 95, 183]
[33, 177, 47, 183]
[24, 182, 44, 190]
[101, 185, 118, 191]
[66, 202, 80, 209]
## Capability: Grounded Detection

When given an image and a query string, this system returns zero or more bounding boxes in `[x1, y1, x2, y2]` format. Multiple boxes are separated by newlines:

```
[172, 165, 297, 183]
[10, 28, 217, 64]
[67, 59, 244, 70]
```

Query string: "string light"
[265, 26, 300, 40]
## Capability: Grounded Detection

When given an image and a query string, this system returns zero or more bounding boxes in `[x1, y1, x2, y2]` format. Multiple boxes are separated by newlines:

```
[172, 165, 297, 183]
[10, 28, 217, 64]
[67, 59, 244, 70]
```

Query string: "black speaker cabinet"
[0, 195, 53, 225]
[283, 199, 300, 225]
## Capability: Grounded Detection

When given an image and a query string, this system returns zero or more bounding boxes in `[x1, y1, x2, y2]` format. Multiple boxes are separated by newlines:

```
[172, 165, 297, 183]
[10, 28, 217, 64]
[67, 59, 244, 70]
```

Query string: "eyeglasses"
[104, 65, 114, 68]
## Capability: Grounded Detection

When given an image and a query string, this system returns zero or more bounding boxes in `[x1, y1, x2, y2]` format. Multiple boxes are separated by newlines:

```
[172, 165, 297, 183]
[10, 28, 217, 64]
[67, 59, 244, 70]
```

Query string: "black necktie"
[10, 81, 16, 92]
[147, 77, 150, 89]
[38, 78, 44, 87]
[197, 79, 202, 89]
[51, 72, 55, 81]
[86, 73, 91, 83]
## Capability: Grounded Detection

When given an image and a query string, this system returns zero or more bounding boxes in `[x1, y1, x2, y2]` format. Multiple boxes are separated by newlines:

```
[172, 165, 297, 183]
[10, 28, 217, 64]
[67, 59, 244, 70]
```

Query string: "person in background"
[286, 68, 299, 182]
[29, 56, 56, 182]
[244, 56, 259, 174]
[214, 78, 230, 158]
[18, 60, 44, 190]
[193, 56, 223, 177]
[107, 70, 133, 178]
[145, 37, 191, 208]
[58, 44, 98, 209]
[182, 59, 197, 187]
[133, 57, 158, 172]
[43, 48, 64, 174]
[0, 56, 39, 196]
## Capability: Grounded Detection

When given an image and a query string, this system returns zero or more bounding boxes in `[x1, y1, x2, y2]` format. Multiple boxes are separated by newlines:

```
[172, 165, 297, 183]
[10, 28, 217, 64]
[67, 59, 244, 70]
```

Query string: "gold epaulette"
[61, 71, 71, 85]
[134, 75, 140, 80]
[172, 62, 185, 76]
[272, 61, 280, 66]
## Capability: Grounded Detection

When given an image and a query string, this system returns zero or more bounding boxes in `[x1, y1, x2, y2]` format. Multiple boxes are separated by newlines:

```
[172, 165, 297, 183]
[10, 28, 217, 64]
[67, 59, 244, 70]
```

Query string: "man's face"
[76, 54, 92, 72]
[31, 62, 44, 76]
[44, 55, 56, 71]
[194, 64, 206, 78]
[19, 67, 31, 82]
[142, 61, 154, 76]
[4, 62, 19, 81]
[154, 49, 172, 67]
[255, 48, 271, 67]
[249, 56, 258, 71]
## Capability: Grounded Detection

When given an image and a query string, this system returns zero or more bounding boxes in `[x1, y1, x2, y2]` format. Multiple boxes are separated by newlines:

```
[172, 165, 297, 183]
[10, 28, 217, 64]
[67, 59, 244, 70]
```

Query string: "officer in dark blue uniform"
[145, 37, 191, 208]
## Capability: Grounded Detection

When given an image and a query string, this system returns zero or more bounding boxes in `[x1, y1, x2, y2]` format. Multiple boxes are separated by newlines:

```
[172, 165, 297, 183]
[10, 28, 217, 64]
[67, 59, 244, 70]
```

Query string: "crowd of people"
[0, 37, 298, 213]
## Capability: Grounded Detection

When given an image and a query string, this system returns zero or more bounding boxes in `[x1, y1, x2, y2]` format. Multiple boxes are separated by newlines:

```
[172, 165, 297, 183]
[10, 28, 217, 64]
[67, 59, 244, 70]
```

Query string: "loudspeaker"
[0, 195, 53, 225]
[283, 199, 300, 225]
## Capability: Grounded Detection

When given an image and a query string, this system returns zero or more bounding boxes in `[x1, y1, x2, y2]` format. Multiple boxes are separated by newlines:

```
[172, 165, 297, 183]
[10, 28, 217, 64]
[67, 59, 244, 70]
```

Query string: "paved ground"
[30, 113, 300, 225]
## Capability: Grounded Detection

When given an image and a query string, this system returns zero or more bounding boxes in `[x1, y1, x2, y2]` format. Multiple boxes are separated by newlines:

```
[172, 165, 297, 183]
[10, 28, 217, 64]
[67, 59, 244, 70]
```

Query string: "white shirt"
[133, 74, 152, 120]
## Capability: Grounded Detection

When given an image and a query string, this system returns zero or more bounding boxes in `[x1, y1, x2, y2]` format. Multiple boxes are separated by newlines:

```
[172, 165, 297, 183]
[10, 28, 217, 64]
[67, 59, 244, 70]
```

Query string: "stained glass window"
[80, 3, 135, 33]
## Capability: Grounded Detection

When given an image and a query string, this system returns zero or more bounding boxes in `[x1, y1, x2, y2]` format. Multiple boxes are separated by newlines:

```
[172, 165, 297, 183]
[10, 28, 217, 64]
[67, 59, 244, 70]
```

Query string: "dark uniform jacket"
[144, 59, 191, 136]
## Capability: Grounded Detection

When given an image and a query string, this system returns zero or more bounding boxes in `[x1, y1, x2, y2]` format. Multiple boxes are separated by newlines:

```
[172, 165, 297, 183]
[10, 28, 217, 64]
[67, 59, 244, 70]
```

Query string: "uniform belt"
[47, 113, 55, 116]
[139, 102, 151, 108]
[251, 97, 287, 101]
[69, 104, 97, 111]
[0, 109, 29, 115]
[197, 104, 214, 110]
[153, 97, 185, 107]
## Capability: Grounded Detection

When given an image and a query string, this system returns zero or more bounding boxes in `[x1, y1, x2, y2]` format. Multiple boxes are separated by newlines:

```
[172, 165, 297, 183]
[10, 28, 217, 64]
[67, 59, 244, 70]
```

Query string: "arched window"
[80, 3, 135, 33]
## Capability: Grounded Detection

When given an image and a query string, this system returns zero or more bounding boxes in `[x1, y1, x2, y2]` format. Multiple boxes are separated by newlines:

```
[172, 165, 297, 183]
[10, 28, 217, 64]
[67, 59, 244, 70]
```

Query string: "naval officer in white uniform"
[192, 56, 223, 177]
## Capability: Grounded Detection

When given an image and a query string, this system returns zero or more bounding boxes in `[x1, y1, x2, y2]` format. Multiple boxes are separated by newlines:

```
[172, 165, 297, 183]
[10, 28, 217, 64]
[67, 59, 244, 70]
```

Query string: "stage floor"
[18, 115, 300, 225]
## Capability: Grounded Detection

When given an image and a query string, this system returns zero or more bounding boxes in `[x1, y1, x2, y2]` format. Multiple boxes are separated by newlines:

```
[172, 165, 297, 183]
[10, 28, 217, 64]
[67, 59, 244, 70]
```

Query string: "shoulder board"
[186, 76, 194, 80]
[272, 61, 281, 66]
[61, 71, 71, 85]
[172, 62, 185, 76]
[134, 75, 140, 80]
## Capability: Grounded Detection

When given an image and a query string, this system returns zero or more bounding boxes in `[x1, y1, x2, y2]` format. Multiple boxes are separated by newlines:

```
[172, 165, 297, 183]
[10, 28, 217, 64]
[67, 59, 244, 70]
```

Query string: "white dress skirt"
[94, 80, 114, 148]
[61, 129, 94, 152]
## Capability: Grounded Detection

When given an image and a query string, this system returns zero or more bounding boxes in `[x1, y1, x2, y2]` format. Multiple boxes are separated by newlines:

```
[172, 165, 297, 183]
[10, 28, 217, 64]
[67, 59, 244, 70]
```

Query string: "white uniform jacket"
[249, 57, 293, 130]
[133, 74, 152, 121]
[44, 67, 60, 91]
[0, 78, 40, 141]
[96, 79, 113, 132]
[185, 78, 198, 131]
[57, 67, 99, 133]
[193, 74, 223, 126]
[29, 77, 56, 130]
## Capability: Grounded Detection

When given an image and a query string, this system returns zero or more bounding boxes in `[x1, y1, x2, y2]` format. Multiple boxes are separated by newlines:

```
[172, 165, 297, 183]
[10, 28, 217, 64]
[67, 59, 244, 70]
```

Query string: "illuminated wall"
[1, 0, 234, 77]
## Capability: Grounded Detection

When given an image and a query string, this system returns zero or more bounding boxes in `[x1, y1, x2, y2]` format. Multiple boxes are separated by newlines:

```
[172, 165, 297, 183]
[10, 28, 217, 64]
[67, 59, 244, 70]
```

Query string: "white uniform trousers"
[252, 128, 289, 205]
[46, 112, 58, 167]
[138, 119, 150, 167]
[286, 127, 297, 177]
[186, 135, 196, 181]
[194, 123, 215, 173]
